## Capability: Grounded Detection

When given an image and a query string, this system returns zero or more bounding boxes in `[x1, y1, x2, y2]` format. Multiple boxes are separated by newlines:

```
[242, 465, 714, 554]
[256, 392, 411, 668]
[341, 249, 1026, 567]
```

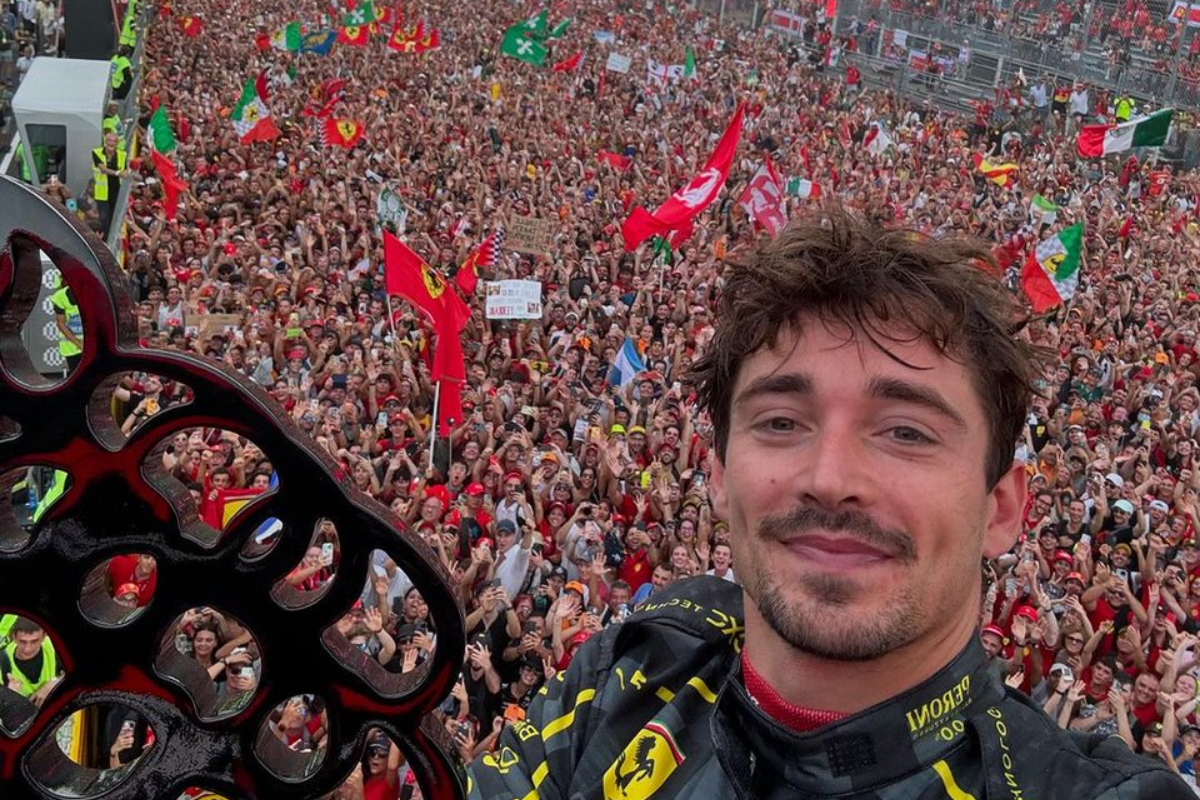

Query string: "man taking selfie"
[467, 209, 1188, 799]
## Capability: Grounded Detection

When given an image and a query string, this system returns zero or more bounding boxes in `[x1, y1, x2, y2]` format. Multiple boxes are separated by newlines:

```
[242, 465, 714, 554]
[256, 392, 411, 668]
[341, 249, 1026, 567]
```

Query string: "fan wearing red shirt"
[106, 553, 157, 607]
[363, 733, 403, 800]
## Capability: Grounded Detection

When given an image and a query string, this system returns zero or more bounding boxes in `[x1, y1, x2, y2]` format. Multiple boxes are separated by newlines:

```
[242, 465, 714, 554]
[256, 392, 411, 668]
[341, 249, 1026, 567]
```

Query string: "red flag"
[254, 32, 271, 51]
[179, 15, 203, 36]
[337, 25, 370, 45]
[597, 150, 632, 171]
[455, 229, 501, 295]
[737, 158, 787, 237]
[150, 150, 187, 221]
[552, 51, 583, 72]
[621, 104, 745, 251]
[322, 117, 365, 148]
[416, 27, 440, 51]
[383, 233, 470, 385]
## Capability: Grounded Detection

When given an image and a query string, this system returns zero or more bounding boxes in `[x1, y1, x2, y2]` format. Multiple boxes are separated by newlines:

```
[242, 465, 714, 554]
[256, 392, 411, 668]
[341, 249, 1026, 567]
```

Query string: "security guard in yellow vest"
[102, 102, 122, 136]
[31, 469, 69, 523]
[92, 131, 127, 236]
[118, 0, 137, 48]
[1115, 94, 1134, 122]
[1, 617, 60, 705]
[110, 46, 133, 100]
[50, 270, 83, 372]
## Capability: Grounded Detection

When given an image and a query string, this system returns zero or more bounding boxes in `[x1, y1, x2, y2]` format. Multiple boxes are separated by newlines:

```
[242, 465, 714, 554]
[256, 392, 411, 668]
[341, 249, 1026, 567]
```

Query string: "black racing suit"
[468, 576, 1190, 799]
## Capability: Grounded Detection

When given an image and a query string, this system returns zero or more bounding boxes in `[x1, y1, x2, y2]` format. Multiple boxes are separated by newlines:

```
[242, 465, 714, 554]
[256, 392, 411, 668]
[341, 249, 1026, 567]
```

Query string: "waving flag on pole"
[621, 103, 744, 251]
[973, 153, 1019, 188]
[456, 226, 504, 295]
[231, 78, 280, 144]
[1020, 222, 1084, 313]
[1076, 108, 1173, 157]
[384, 233, 470, 429]
[299, 29, 338, 55]
[501, 25, 547, 65]
[737, 158, 788, 237]
[610, 338, 646, 388]
[269, 21, 302, 51]
[179, 15, 203, 36]
[552, 51, 583, 72]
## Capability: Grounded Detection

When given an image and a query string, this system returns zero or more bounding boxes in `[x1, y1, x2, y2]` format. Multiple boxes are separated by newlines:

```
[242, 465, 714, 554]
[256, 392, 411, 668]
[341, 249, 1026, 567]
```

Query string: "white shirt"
[494, 541, 532, 599]
[706, 566, 738, 584]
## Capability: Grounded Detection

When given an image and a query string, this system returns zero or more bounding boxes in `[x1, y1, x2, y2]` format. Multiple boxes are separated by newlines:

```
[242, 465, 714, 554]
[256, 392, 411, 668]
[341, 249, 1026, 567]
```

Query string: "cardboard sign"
[606, 52, 632, 73]
[507, 215, 555, 254]
[199, 313, 243, 341]
[485, 280, 543, 320]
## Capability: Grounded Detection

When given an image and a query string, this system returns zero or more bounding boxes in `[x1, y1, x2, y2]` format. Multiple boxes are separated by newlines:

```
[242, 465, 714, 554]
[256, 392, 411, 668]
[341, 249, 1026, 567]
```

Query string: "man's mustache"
[757, 506, 917, 563]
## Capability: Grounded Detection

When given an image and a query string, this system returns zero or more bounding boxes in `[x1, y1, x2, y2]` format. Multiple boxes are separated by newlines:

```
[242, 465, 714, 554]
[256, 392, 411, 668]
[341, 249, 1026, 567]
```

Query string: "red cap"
[465, 482, 485, 497]
[1053, 550, 1074, 564]
[1065, 571, 1085, 583]
[1015, 605, 1039, 622]
[503, 471, 524, 485]
[981, 624, 1006, 639]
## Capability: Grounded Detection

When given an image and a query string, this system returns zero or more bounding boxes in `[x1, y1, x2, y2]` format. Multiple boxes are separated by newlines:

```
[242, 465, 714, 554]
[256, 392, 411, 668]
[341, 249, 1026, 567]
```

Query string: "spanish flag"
[321, 118, 365, 149]
[973, 153, 1018, 188]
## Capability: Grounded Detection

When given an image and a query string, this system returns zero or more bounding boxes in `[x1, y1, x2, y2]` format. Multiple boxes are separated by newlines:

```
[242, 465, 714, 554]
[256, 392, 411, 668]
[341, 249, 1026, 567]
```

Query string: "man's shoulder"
[993, 689, 1188, 797]
[598, 576, 745, 667]
[626, 576, 744, 632]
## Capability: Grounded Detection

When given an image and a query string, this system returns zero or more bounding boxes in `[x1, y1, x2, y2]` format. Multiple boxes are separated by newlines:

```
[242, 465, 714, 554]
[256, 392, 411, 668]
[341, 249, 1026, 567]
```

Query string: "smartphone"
[321, 543, 335, 566]
[286, 327, 303, 338]
[1080, 533, 1092, 546]
[372, 563, 387, 578]
[376, 411, 388, 427]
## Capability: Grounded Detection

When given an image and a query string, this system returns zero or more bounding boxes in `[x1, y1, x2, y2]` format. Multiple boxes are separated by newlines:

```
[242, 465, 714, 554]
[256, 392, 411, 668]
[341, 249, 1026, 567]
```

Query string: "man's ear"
[983, 461, 1026, 559]
[710, 451, 729, 523]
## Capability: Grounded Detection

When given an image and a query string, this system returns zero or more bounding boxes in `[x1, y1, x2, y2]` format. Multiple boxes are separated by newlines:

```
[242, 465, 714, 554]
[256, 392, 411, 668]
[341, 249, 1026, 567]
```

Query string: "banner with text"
[485, 280, 543, 319]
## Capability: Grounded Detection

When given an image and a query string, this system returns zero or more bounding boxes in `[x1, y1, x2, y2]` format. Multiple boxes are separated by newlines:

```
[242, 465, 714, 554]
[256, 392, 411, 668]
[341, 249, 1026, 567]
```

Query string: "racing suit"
[468, 576, 1190, 799]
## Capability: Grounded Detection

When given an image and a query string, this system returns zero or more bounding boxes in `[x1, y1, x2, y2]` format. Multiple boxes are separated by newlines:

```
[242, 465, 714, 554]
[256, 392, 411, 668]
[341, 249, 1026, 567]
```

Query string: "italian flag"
[147, 106, 177, 153]
[270, 21, 302, 51]
[1076, 109, 1173, 157]
[231, 78, 280, 144]
[1020, 222, 1084, 313]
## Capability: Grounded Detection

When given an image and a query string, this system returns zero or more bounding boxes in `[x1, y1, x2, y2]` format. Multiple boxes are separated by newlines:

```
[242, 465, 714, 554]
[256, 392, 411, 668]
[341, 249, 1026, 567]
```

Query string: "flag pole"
[429, 379, 441, 464]
[384, 293, 400, 348]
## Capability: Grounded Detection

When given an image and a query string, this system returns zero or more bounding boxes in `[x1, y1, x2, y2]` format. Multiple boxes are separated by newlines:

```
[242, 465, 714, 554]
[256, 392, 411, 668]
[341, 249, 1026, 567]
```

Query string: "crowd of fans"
[12, 0, 1200, 793]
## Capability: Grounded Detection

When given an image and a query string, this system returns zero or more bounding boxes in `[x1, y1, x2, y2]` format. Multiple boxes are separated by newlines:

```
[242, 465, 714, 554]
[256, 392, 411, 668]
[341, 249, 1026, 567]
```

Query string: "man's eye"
[765, 418, 795, 432]
[890, 427, 933, 444]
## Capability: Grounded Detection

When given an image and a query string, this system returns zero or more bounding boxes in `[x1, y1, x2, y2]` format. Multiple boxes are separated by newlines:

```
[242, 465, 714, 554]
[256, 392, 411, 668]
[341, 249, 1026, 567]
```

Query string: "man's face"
[1133, 672, 1159, 705]
[710, 316, 1024, 662]
[14, 629, 44, 659]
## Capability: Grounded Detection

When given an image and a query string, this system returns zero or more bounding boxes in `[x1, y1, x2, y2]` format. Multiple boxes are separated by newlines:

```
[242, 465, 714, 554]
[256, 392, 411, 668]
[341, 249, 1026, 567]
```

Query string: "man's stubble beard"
[745, 564, 926, 662]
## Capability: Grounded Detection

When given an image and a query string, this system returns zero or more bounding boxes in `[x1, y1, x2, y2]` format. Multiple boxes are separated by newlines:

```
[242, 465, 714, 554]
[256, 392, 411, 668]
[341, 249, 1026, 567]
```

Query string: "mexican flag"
[147, 106, 177, 153]
[231, 78, 280, 144]
[270, 21, 302, 51]
[1020, 222, 1084, 313]
[1076, 108, 1173, 157]
[501, 25, 546, 65]
[1029, 194, 1058, 225]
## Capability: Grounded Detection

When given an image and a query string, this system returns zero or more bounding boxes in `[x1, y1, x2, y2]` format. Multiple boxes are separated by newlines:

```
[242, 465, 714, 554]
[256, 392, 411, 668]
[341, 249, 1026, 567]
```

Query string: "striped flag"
[1020, 222, 1084, 313]
[1076, 109, 1173, 157]
[610, 338, 646, 388]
